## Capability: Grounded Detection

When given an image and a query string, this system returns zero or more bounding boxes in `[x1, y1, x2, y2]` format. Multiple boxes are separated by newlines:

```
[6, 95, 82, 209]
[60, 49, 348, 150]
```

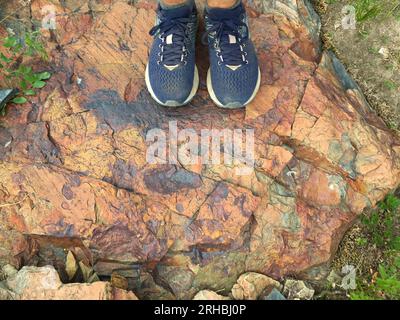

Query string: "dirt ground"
[312, 0, 400, 132]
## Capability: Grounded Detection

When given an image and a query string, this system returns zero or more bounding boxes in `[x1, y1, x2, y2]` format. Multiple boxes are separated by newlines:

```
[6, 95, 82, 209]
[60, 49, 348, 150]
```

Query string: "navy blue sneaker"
[146, 2, 199, 107]
[204, 3, 261, 108]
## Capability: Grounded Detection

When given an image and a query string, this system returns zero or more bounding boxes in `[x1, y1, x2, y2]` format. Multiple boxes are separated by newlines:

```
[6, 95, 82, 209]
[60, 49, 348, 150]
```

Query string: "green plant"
[351, 257, 400, 300]
[355, 237, 368, 246]
[351, 194, 400, 300]
[361, 194, 400, 249]
[352, 0, 381, 22]
[350, 290, 375, 300]
[375, 261, 400, 298]
[0, 29, 51, 115]
[387, 2, 400, 20]
[378, 193, 400, 211]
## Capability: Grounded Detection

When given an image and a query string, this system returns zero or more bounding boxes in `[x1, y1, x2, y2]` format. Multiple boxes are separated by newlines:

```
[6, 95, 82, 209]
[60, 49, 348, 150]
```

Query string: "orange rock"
[258, 145, 293, 177]
[300, 168, 343, 207]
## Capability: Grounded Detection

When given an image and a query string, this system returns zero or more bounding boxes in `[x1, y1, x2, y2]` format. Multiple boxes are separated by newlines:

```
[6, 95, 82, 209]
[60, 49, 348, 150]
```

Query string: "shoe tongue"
[161, 3, 193, 19]
[206, 3, 243, 20]
[228, 34, 237, 44]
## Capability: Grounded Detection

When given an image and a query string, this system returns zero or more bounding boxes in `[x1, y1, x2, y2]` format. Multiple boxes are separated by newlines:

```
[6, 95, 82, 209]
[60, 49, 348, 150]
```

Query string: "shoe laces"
[203, 14, 249, 67]
[149, 14, 191, 67]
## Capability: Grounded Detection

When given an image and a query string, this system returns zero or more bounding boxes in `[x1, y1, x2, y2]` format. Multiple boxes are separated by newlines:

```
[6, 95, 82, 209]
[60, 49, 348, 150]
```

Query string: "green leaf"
[12, 97, 28, 104]
[392, 237, 400, 250]
[26, 48, 35, 57]
[20, 79, 28, 90]
[32, 80, 46, 88]
[386, 194, 400, 211]
[14, 44, 23, 53]
[24, 74, 38, 84]
[0, 53, 11, 63]
[19, 65, 32, 75]
[24, 89, 36, 96]
[38, 71, 51, 80]
[394, 257, 400, 269]
[378, 265, 388, 279]
[3, 36, 17, 48]
[25, 35, 33, 47]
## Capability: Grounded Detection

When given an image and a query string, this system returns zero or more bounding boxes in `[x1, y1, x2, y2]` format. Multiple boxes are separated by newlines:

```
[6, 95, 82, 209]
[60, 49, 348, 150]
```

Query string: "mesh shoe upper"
[147, 3, 198, 105]
[205, 3, 260, 107]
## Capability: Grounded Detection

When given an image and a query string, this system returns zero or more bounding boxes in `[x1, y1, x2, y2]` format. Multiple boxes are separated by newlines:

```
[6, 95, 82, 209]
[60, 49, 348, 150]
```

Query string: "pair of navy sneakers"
[145, 1, 261, 109]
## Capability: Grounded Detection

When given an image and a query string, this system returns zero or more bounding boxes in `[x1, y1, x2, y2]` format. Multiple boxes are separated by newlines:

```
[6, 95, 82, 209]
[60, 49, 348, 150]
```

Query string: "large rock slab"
[0, 0, 399, 299]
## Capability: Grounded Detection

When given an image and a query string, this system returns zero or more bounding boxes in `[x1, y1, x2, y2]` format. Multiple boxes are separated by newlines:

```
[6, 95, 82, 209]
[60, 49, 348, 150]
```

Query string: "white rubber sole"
[207, 67, 261, 109]
[145, 64, 199, 107]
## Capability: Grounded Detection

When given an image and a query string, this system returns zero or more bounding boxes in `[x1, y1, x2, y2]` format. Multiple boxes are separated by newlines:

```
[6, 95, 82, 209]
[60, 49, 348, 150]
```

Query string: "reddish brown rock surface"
[0, 0, 399, 299]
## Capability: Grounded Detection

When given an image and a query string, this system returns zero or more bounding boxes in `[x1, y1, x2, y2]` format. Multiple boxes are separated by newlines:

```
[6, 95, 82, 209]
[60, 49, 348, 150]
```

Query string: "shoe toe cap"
[210, 65, 260, 108]
[147, 63, 195, 106]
